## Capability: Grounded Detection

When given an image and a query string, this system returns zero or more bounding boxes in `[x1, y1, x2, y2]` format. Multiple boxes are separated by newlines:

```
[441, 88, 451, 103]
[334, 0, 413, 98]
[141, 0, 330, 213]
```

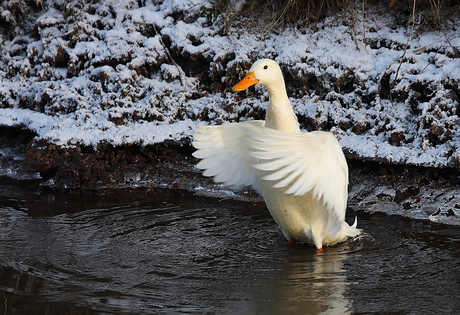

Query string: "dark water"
[1, 183, 459, 315]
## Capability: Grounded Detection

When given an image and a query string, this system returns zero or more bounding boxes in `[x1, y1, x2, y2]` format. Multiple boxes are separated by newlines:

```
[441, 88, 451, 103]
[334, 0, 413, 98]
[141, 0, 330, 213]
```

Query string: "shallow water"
[0, 183, 459, 314]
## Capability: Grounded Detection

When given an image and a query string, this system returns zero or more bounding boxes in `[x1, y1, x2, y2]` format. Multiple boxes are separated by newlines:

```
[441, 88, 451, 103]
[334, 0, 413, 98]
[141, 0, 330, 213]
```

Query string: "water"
[1, 183, 459, 314]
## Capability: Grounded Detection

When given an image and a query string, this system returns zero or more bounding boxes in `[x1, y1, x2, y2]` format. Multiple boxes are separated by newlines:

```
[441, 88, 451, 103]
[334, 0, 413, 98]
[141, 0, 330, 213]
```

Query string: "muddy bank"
[1, 126, 199, 194]
[1, 125, 459, 225]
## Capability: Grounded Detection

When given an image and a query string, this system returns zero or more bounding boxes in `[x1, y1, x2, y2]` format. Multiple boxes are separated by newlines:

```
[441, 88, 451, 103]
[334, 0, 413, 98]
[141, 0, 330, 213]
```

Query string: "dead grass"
[215, 0, 459, 27]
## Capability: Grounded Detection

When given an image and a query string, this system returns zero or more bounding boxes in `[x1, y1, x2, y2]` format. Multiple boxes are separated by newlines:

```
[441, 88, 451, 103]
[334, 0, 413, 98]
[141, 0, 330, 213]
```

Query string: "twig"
[42, 27, 78, 45]
[362, 0, 366, 46]
[428, 0, 441, 29]
[151, 23, 190, 90]
[261, 0, 290, 38]
[420, 47, 440, 75]
[389, 0, 417, 109]
[412, 46, 427, 54]
[1, 287, 7, 315]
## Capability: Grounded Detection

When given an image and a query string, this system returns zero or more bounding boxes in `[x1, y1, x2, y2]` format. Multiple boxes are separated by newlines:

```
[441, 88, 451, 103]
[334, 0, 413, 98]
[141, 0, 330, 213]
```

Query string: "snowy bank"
[1, 0, 460, 168]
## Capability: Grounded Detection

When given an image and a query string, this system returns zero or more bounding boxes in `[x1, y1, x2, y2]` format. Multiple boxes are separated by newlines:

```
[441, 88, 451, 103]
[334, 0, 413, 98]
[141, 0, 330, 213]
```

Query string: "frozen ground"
[1, 0, 460, 223]
[1, 0, 460, 165]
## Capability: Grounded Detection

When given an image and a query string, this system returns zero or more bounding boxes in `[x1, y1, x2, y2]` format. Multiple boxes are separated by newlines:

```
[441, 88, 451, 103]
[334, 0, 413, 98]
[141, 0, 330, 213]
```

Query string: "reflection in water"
[0, 186, 459, 314]
[239, 249, 353, 315]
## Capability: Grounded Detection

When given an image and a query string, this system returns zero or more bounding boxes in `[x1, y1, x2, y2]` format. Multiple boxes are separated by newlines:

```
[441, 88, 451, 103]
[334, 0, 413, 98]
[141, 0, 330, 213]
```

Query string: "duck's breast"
[256, 171, 331, 244]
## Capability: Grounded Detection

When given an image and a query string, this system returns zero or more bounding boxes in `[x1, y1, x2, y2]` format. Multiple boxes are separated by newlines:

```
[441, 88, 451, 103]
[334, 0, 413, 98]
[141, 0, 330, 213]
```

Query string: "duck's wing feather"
[246, 127, 348, 221]
[192, 121, 264, 192]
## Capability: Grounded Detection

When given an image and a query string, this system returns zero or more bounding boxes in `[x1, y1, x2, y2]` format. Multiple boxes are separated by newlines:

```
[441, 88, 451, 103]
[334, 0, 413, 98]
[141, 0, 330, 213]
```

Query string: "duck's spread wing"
[247, 128, 348, 221]
[192, 121, 264, 191]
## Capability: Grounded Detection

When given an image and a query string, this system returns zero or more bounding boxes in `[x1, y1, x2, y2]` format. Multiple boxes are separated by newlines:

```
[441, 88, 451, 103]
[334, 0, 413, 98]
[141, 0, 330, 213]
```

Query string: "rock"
[23, 140, 58, 173]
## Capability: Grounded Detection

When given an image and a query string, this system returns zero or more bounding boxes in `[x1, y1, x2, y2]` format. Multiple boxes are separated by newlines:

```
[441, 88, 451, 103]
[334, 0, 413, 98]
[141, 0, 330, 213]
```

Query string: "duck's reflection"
[231, 244, 353, 315]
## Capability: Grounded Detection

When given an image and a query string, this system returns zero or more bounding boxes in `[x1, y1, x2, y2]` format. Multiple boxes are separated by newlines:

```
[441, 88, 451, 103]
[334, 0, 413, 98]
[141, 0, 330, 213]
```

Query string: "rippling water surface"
[1, 183, 459, 314]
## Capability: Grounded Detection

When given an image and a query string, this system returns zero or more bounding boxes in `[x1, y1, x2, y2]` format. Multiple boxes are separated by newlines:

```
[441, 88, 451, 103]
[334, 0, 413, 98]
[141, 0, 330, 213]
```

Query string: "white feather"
[246, 127, 349, 221]
[192, 121, 264, 190]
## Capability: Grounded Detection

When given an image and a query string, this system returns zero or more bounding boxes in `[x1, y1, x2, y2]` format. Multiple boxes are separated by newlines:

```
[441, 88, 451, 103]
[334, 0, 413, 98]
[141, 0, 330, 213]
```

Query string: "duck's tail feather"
[343, 216, 361, 238]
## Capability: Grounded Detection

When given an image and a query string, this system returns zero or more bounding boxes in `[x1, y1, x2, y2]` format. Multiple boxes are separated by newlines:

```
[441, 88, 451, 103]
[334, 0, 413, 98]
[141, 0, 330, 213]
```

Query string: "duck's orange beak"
[232, 72, 258, 92]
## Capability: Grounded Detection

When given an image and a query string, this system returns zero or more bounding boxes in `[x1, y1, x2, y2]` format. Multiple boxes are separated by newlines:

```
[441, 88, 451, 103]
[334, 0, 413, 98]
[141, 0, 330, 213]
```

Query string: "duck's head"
[232, 59, 284, 92]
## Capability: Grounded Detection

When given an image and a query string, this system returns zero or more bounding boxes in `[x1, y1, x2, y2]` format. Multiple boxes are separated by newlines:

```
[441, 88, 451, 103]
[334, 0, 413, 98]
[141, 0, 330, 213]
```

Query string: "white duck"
[192, 59, 361, 252]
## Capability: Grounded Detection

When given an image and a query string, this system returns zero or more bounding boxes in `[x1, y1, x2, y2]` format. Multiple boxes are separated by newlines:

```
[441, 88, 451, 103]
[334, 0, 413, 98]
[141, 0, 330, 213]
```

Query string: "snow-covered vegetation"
[1, 0, 459, 168]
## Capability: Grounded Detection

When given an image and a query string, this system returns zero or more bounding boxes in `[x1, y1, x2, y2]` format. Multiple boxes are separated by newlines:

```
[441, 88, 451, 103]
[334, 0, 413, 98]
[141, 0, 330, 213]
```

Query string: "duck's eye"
[263, 65, 268, 70]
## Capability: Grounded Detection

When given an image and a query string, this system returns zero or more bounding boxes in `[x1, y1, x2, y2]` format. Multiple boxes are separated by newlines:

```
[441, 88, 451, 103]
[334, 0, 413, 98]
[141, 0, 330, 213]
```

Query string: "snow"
[0, 106, 195, 146]
[1, 0, 459, 163]
[36, 8, 65, 27]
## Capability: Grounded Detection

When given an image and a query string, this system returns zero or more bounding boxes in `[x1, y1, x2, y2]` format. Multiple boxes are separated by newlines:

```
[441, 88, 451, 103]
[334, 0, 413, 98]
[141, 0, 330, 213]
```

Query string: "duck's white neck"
[264, 84, 300, 134]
